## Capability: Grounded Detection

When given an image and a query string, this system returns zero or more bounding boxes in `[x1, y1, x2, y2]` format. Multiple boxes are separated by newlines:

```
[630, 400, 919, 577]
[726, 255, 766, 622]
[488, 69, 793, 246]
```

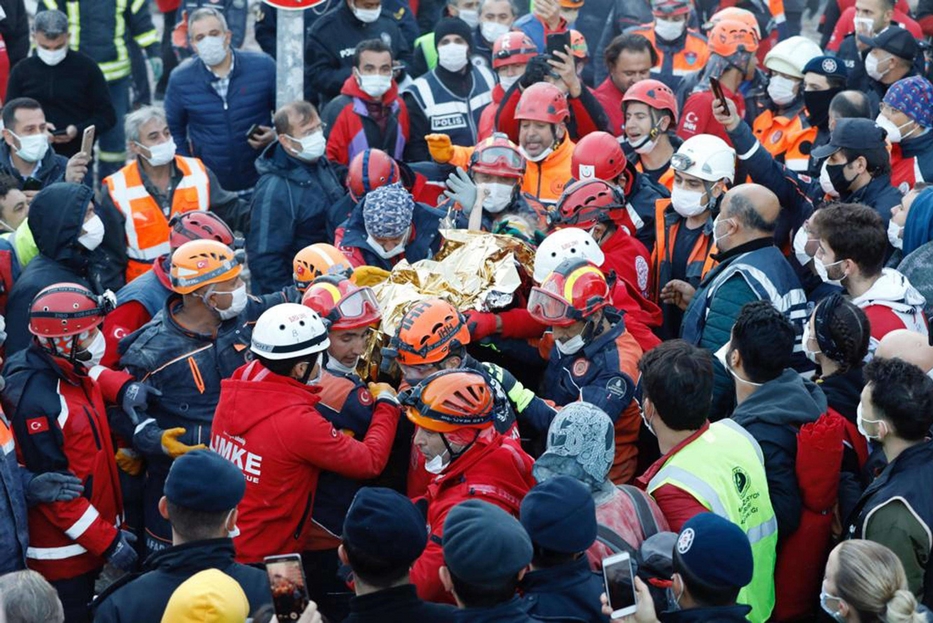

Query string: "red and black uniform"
[678, 83, 746, 147]
[102, 257, 172, 368]
[210, 360, 399, 564]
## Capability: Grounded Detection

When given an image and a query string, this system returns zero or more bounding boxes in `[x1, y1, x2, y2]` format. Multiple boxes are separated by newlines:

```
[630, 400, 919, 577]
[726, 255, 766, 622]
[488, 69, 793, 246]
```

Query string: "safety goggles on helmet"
[334, 287, 380, 323]
[474, 145, 524, 170]
[527, 286, 581, 326]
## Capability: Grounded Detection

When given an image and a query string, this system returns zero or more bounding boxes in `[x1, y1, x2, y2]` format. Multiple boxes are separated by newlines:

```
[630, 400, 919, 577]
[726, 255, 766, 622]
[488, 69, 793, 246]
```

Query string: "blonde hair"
[835, 540, 926, 623]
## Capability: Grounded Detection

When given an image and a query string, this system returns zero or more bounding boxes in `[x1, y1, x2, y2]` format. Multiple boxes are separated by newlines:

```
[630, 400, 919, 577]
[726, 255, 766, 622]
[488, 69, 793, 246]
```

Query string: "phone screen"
[265, 555, 310, 621]
[604, 556, 636, 614]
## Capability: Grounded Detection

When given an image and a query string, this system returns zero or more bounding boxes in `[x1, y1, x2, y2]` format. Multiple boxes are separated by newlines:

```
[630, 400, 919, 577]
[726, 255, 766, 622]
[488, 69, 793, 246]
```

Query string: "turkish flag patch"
[26, 418, 49, 435]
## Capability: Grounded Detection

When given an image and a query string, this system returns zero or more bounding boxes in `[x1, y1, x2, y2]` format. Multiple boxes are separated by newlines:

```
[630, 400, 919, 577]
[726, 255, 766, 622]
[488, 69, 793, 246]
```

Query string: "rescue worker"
[210, 303, 400, 621]
[328, 148, 402, 241]
[120, 239, 289, 554]
[2, 284, 158, 622]
[878, 76, 933, 191]
[678, 19, 759, 146]
[800, 55, 848, 177]
[99, 106, 246, 287]
[403, 369, 535, 603]
[622, 78, 680, 191]
[631, 0, 710, 92]
[477, 32, 538, 140]
[593, 33, 658, 135]
[102, 211, 235, 368]
[292, 243, 353, 293]
[526, 258, 643, 482]
[635, 340, 777, 622]
[751, 36, 822, 173]
[653, 134, 734, 340]
[402, 17, 496, 162]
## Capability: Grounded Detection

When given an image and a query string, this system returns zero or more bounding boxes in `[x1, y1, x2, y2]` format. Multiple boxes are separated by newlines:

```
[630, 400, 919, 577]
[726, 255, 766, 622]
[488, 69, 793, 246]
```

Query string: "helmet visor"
[527, 287, 577, 325]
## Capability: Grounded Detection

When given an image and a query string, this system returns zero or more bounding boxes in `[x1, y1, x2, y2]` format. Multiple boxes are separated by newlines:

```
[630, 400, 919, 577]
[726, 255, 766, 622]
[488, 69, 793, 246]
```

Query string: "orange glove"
[115, 448, 145, 477]
[161, 428, 207, 459]
[426, 134, 454, 164]
[368, 382, 398, 402]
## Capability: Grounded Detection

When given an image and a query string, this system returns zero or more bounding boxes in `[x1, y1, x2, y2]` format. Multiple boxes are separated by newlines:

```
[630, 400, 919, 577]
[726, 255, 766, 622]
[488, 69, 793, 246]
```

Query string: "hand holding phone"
[265, 554, 310, 621]
[709, 77, 727, 111]
[546, 31, 571, 58]
[81, 126, 95, 157]
[603, 552, 638, 619]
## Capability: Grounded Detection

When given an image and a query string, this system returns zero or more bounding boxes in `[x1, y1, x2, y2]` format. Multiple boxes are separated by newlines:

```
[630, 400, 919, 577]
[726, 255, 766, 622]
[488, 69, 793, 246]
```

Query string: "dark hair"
[813, 296, 870, 375]
[531, 545, 579, 568]
[353, 38, 393, 68]
[724, 191, 776, 233]
[0, 173, 21, 200]
[2, 98, 43, 130]
[638, 340, 713, 431]
[825, 75, 847, 90]
[812, 203, 886, 277]
[839, 146, 891, 177]
[864, 357, 933, 441]
[731, 301, 795, 383]
[165, 500, 229, 541]
[604, 33, 659, 70]
[673, 552, 741, 607]
[342, 539, 411, 587]
[878, 0, 896, 10]
[256, 352, 318, 378]
[829, 90, 872, 121]
[448, 569, 520, 608]
[272, 100, 318, 136]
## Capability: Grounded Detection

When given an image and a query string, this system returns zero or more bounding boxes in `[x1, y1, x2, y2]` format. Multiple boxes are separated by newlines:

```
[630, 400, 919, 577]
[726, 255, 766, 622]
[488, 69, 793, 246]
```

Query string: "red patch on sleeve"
[358, 387, 373, 406]
[26, 418, 49, 434]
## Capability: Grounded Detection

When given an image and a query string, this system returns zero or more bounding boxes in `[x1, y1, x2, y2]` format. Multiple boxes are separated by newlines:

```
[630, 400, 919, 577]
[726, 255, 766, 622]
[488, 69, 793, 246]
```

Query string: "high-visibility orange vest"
[632, 27, 710, 83]
[650, 198, 717, 300]
[105, 156, 209, 283]
[752, 109, 817, 173]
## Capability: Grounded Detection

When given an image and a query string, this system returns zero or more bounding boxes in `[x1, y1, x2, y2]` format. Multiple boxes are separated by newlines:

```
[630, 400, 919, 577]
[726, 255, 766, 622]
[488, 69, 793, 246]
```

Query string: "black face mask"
[826, 161, 853, 196]
[804, 87, 842, 129]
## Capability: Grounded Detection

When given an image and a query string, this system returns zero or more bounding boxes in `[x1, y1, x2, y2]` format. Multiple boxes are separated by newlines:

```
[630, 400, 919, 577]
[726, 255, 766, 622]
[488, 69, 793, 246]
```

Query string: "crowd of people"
[0, 0, 932, 620]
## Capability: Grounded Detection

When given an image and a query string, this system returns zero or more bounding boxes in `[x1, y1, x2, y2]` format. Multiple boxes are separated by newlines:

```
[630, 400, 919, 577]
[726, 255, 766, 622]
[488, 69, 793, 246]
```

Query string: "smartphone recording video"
[265, 554, 310, 621]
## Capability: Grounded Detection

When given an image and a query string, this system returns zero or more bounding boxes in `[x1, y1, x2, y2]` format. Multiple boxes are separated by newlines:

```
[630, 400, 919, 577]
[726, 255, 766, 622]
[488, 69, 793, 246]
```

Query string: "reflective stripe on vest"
[648, 419, 777, 623]
[26, 543, 87, 560]
[105, 156, 209, 268]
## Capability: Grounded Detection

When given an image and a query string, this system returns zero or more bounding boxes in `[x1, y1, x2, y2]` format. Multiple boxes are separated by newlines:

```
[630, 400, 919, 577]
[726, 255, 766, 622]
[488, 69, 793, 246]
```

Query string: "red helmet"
[569, 30, 588, 59]
[301, 276, 381, 330]
[169, 211, 235, 251]
[527, 258, 610, 326]
[29, 283, 114, 338]
[515, 83, 570, 124]
[651, 0, 692, 16]
[347, 149, 401, 201]
[470, 133, 525, 180]
[492, 32, 537, 69]
[572, 132, 626, 182]
[622, 79, 679, 123]
[553, 179, 625, 228]
[708, 18, 759, 56]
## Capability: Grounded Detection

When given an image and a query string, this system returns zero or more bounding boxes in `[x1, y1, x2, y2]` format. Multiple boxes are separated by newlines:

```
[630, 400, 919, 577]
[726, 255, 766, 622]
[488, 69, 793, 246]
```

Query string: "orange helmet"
[293, 243, 353, 291]
[492, 32, 537, 69]
[170, 239, 241, 295]
[708, 18, 759, 56]
[572, 132, 626, 181]
[705, 7, 761, 40]
[527, 258, 610, 326]
[470, 133, 525, 180]
[403, 369, 495, 433]
[515, 82, 570, 124]
[347, 149, 401, 202]
[301, 276, 381, 330]
[622, 79, 679, 122]
[570, 30, 588, 59]
[383, 299, 470, 365]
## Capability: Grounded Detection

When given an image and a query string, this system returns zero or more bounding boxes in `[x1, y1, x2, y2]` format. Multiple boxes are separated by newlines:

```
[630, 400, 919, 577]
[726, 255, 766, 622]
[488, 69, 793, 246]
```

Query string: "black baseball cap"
[811, 118, 888, 159]
[858, 26, 918, 61]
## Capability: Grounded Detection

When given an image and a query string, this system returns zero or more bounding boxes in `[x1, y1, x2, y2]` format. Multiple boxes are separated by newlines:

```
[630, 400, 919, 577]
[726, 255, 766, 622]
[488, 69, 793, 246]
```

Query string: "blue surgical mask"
[819, 591, 847, 622]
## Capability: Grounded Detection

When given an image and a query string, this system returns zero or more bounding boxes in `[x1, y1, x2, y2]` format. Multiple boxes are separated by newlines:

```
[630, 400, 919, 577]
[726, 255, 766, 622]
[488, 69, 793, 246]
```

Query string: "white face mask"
[865, 53, 889, 82]
[225, 509, 240, 538]
[211, 284, 248, 320]
[654, 17, 685, 41]
[481, 21, 510, 43]
[325, 356, 358, 375]
[78, 330, 106, 368]
[287, 131, 326, 162]
[424, 448, 451, 474]
[37, 46, 67, 66]
[853, 16, 875, 37]
[555, 333, 585, 355]
[767, 75, 799, 107]
[671, 186, 708, 218]
[458, 8, 479, 28]
[816, 258, 845, 287]
[438, 43, 470, 72]
[875, 112, 914, 144]
[138, 139, 176, 167]
[631, 133, 659, 155]
[802, 322, 821, 364]
[856, 401, 884, 441]
[10, 131, 49, 163]
[305, 360, 323, 385]
[480, 182, 513, 213]
[352, 1, 382, 22]
[820, 161, 840, 198]
[78, 214, 105, 251]
[520, 145, 553, 163]
[499, 72, 520, 91]
[888, 219, 904, 249]
[793, 226, 813, 266]
[366, 232, 407, 259]
[196, 35, 228, 67]
[357, 73, 392, 99]
[712, 216, 733, 249]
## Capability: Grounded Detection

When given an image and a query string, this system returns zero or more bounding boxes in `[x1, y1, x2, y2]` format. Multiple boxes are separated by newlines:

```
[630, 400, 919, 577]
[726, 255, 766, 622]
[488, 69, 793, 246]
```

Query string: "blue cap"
[520, 476, 596, 554]
[674, 513, 753, 590]
[443, 500, 533, 588]
[810, 117, 887, 160]
[164, 450, 245, 512]
[802, 55, 847, 80]
[858, 26, 917, 62]
[342, 487, 428, 567]
[362, 182, 415, 239]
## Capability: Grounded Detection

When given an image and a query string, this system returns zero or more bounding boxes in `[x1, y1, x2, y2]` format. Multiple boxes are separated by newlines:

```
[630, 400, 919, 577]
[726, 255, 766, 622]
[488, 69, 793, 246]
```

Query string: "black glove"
[520, 55, 555, 89]
[106, 530, 138, 572]
[121, 382, 162, 426]
[25, 471, 85, 506]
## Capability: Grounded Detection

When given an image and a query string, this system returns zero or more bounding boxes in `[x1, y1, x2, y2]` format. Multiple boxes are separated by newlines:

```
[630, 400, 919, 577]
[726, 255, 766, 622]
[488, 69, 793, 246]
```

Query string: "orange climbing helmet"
[170, 239, 241, 295]
[708, 18, 759, 56]
[383, 298, 470, 365]
[402, 369, 495, 433]
[293, 243, 353, 291]
[527, 257, 611, 326]
[301, 276, 381, 330]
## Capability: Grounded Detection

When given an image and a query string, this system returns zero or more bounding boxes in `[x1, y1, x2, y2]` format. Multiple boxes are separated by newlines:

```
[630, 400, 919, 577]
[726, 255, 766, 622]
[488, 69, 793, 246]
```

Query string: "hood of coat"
[255, 141, 331, 183]
[30, 182, 94, 268]
[731, 368, 827, 428]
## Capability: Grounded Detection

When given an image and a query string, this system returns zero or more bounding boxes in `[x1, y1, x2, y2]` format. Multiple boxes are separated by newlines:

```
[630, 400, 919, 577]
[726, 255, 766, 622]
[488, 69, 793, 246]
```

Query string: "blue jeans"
[99, 76, 130, 183]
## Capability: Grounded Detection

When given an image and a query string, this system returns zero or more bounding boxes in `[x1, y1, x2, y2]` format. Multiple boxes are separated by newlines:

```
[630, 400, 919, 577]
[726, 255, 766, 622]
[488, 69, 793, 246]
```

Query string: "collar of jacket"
[900, 128, 933, 158]
[709, 236, 772, 263]
[142, 537, 237, 572]
[845, 173, 894, 204]
[164, 293, 243, 340]
[348, 584, 427, 614]
[29, 342, 88, 386]
[579, 308, 627, 359]
[520, 555, 595, 592]
[434, 63, 475, 97]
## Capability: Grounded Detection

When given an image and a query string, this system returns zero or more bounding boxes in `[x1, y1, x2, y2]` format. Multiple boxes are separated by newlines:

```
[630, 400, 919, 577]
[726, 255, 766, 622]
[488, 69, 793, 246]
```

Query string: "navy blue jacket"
[457, 597, 544, 622]
[344, 584, 458, 623]
[521, 557, 608, 622]
[5, 183, 96, 355]
[92, 538, 271, 622]
[0, 414, 30, 574]
[338, 201, 445, 270]
[165, 50, 276, 193]
[115, 260, 171, 318]
[247, 143, 346, 294]
[659, 605, 753, 622]
[0, 139, 68, 191]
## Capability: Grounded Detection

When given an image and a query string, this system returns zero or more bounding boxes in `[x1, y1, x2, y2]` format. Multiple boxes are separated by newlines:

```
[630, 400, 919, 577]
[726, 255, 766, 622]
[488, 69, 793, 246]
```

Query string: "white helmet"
[764, 36, 822, 79]
[250, 303, 330, 360]
[671, 134, 736, 183]
[533, 227, 606, 283]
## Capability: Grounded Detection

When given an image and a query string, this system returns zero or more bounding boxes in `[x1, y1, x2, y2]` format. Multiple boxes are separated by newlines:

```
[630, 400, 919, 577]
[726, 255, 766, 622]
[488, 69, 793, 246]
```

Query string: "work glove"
[463, 310, 498, 341]
[106, 530, 138, 572]
[368, 382, 399, 404]
[25, 471, 84, 506]
[121, 382, 162, 426]
[426, 133, 454, 164]
[351, 265, 391, 288]
[520, 55, 553, 89]
[481, 361, 537, 413]
[161, 428, 207, 459]
[443, 167, 477, 212]
[148, 56, 164, 82]
[115, 448, 145, 477]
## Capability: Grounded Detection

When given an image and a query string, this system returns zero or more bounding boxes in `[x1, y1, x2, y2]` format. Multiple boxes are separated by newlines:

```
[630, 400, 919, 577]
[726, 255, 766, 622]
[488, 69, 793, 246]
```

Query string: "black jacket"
[521, 557, 608, 622]
[0, 0, 29, 67]
[659, 604, 753, 622]
[0, 137, 68, 190]
[344, 584, 458, 623]
[5, 183, 96, 355]
[6, 50, 116, 158]
[92, 538, 271, 622]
